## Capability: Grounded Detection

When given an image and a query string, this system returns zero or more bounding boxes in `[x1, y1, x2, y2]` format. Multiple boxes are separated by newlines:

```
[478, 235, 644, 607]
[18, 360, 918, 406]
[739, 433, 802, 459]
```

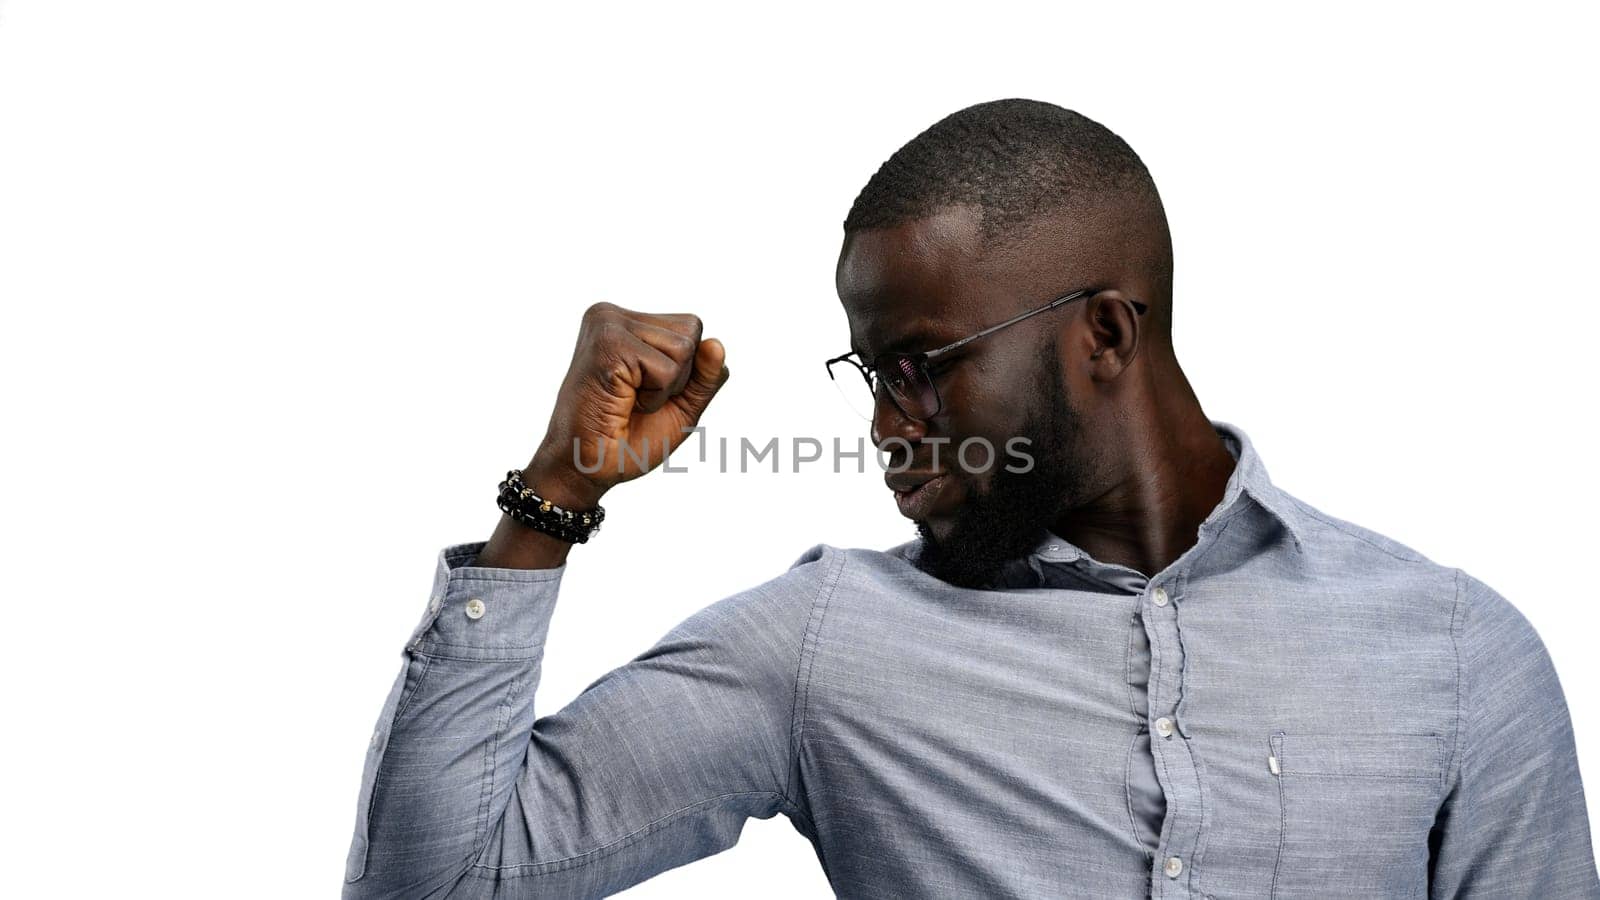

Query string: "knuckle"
[585, 299, 627, 323]
[588, 328, 630, 370]
[593, 318, 628, 344]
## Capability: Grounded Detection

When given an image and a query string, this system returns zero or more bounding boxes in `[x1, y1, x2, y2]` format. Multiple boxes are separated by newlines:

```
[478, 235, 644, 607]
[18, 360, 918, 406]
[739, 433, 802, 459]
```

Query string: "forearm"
[343, 545, 564, 895]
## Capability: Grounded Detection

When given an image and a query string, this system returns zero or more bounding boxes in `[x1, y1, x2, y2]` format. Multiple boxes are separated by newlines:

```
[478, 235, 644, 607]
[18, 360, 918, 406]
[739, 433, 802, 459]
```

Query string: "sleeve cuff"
[402, 541, 567, 661]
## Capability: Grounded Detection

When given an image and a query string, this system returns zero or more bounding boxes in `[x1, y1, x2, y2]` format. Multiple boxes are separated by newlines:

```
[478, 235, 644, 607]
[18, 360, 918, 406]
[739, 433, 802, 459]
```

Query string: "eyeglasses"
[825, 289, 1148, 421]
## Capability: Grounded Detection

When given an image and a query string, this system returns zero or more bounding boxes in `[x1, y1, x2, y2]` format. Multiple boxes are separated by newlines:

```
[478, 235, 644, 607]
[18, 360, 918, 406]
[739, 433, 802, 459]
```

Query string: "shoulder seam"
[785, 546, 846, 809]
[1288, 499, 1428, 564]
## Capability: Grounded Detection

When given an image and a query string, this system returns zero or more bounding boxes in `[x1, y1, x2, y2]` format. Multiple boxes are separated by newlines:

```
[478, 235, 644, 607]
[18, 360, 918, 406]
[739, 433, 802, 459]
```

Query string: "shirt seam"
[446, 572, 564, 585]
[1285, 498, 1427, 564]
[1444, 567, 1467, 796]
[1121, 599, 1144, 858]
[467, 791, 793, 877]
[350, 656, 436, 883]
[787, 547, 847, 808]
[1150, 600, 1179, 899]
[1122, 728, 1148, 860]
[413, 640, 544, 653]
[473, 669, 527, 851]
[1124, 608, 1141, 722]
[410, 647, 542, 662]
[1188, 744, 1217, 897]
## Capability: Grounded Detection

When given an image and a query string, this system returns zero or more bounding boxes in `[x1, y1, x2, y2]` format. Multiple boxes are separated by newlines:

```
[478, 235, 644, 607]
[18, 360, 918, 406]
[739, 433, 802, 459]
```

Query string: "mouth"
[890, 473, 949, 520]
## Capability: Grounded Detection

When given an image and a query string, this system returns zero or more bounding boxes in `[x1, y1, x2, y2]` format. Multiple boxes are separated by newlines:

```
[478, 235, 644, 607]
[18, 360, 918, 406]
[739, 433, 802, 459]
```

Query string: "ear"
[1081, 290, 1142, 380]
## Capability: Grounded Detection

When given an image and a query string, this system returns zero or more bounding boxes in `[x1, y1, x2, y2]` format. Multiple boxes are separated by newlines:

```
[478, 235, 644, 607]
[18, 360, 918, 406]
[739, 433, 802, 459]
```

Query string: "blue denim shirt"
[343, 421, 1600, 898]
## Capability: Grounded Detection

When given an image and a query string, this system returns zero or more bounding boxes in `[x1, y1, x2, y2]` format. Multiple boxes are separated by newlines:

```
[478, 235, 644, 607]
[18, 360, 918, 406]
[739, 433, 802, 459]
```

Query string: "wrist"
[474, 452, 605, 571]
[524, 444, 609, 510]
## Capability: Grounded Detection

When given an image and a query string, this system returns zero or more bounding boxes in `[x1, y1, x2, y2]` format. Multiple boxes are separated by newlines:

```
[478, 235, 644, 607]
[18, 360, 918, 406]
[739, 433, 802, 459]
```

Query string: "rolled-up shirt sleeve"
[342, 541, 843, 899]
[1429, 570, 1600, 897]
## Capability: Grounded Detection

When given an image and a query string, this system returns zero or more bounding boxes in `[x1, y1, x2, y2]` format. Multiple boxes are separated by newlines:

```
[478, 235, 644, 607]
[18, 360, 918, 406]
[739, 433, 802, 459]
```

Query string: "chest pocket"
[1267, 731, 1446, 900]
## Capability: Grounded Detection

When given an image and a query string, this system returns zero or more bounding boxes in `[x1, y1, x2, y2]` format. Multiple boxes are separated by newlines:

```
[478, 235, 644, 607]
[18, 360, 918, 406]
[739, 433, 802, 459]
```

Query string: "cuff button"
[464, 598, 486, 620]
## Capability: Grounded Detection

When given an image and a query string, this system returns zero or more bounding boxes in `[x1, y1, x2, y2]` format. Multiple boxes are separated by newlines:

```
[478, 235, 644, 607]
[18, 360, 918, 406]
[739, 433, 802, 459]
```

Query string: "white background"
[2, 2, 1596, 896]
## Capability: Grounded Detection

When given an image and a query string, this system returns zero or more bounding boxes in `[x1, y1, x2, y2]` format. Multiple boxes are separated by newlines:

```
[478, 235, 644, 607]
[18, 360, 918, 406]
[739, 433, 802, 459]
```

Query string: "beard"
[914, 348, 1084, 589]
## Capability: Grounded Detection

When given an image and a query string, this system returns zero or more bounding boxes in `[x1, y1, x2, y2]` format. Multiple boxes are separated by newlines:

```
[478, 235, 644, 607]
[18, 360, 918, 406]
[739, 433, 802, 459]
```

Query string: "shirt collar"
[1029, 418, 1306, 566]
[1211, 419, 1306, 553]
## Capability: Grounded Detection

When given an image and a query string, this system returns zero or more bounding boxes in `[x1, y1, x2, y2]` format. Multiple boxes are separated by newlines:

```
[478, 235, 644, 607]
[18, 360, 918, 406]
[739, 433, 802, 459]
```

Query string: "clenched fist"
[526, 302, 730, 510]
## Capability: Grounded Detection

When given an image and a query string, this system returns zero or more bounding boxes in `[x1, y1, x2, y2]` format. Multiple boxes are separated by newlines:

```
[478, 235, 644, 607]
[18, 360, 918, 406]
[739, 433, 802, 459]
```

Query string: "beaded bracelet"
[496, 469, 605, 544]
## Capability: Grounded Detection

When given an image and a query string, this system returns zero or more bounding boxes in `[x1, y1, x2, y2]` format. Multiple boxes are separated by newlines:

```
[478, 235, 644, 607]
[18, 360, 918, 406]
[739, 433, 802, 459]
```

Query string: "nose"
[870, 385, 927, 456]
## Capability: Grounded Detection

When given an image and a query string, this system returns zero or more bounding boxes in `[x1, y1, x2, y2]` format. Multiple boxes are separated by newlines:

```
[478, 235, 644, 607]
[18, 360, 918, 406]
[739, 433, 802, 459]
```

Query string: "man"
[342, 100, 1600, 898]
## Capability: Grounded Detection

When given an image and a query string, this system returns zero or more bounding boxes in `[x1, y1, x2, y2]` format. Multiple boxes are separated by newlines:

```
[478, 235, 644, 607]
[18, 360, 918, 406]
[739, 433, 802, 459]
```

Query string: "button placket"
[1146, 583, 1180, 733]
[1145, 576, 1201, 896]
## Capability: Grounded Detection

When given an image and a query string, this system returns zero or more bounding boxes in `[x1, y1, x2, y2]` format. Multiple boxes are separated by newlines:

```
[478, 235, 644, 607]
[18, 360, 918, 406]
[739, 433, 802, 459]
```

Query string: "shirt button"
[1153, 587, 1169, 607]
[464, 598, 486, 620]
[1164, 855, 1183, 878]
[1155, 716, 1175, 738]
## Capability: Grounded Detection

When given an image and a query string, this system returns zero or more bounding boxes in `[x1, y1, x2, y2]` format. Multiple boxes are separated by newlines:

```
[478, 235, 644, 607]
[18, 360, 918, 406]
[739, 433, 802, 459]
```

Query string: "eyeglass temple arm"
[923, 289, 1093, 361]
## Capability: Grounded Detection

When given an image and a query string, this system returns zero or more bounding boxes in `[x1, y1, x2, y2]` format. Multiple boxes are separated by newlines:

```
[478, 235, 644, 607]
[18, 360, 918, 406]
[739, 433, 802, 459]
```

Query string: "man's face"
[835, 205, 1096, 587]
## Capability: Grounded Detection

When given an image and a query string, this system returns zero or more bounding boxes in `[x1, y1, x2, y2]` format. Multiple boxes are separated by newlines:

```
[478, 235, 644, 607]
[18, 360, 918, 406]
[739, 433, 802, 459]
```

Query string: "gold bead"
[539, 500, 553, 513]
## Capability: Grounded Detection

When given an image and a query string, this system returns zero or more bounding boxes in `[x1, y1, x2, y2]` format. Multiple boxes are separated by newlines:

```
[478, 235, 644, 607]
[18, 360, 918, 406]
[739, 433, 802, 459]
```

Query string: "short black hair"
[843, 99, 1175, 337]
[843, 99, 1163, 245]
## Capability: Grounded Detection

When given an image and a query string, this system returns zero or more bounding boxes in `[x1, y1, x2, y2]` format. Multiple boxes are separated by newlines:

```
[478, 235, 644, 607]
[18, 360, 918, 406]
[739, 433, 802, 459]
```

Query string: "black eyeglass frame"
[825, 289, 1148, 421]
